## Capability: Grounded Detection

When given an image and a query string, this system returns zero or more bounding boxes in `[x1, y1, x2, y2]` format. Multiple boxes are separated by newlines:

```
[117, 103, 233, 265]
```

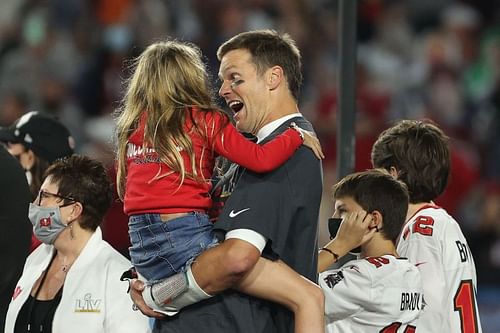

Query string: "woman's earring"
[69, 222, 75, 240]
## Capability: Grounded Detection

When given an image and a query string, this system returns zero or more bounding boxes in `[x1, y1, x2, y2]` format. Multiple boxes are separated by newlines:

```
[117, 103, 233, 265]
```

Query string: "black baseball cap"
[0, 111, 75, 163]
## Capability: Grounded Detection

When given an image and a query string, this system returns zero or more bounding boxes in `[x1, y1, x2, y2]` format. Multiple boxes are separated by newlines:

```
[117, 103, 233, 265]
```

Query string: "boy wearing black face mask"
[317, 169, 424, 333]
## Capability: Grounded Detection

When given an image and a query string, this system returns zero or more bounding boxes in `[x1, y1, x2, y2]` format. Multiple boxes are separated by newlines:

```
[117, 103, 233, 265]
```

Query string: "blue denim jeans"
[128, 212, 218, 283]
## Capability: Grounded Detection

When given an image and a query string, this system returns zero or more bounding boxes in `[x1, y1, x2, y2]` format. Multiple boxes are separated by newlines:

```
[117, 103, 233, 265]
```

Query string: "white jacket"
[5, 228, 150, 333]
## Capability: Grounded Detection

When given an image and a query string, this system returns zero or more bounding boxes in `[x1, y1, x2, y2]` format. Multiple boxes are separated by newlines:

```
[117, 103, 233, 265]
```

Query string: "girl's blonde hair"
[116, 40, 224, 199]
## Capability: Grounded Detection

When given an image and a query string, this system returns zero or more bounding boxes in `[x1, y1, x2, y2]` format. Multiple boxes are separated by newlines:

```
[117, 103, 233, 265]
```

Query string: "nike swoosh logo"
[229, 208, 250, 218]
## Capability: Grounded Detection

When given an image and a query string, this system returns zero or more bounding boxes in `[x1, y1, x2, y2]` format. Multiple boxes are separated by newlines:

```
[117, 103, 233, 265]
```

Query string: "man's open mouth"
[228, 101, 244, 113]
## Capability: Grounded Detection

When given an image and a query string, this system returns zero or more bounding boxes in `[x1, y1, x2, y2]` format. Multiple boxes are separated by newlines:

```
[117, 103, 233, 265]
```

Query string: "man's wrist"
[320, 247, 339, 262]
[323, 239, 350, 260]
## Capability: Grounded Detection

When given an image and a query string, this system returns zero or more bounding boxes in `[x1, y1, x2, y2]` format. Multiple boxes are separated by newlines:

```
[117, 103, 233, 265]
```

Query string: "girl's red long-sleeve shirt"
[124, 108, 302, 215]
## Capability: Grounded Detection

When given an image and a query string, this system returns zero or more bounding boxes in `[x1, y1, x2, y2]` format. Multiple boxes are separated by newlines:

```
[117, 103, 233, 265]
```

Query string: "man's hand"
[335, 210, 376, 252]
[130, 279, 166, 319]
[318, 210, 377, 272]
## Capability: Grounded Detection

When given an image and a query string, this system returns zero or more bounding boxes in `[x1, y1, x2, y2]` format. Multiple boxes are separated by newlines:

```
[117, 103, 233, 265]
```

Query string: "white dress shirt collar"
[255, 113, 302, 143]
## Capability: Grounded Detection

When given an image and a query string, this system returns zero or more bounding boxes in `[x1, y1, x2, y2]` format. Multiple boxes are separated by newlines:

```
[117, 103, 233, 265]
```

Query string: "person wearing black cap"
[0, 145, 32, 332]
[0, 111, 75, 199]
[0, 111, 75, 252]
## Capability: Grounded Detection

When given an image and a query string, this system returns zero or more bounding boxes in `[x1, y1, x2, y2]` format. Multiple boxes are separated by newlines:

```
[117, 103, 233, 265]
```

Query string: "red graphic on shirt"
[366, 256, 390, 268]
[403, 226, 410, 240]
[12, 286, 22, 300]
[412, 216, 434, 236]
[40, 217, 51, 227]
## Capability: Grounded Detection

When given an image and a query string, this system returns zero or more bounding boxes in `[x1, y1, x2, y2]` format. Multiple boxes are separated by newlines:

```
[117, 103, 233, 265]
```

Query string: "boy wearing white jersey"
[318, 169, 424, 333]
[372, 120, 482, 333]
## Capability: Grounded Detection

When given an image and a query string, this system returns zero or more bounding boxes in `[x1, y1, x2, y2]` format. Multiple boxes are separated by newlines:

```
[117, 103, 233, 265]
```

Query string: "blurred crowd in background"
[0, 0, 499, 326]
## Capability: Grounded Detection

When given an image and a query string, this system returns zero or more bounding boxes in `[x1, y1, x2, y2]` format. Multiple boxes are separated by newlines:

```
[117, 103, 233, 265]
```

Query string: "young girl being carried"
[116, 40, 324, 333]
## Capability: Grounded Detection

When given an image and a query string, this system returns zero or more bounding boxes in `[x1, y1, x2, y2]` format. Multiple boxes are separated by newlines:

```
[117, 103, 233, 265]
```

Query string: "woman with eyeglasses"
[4, 155, 150, 333]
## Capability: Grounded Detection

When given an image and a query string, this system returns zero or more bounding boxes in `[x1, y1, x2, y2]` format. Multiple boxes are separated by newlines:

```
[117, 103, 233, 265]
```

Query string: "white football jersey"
[320, 255, 423, 333]
[397, 204, 482, 333]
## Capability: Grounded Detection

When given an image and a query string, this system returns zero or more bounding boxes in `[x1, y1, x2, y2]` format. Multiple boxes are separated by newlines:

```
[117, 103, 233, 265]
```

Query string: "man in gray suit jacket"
[132, 30, 323, 333]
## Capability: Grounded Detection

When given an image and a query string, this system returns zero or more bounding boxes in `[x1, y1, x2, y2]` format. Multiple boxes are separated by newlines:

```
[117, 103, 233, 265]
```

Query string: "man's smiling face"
[218, 49, 271, 134]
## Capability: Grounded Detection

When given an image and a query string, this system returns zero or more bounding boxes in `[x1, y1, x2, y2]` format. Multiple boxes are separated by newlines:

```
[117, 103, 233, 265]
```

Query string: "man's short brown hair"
[217, 29, 303, 101]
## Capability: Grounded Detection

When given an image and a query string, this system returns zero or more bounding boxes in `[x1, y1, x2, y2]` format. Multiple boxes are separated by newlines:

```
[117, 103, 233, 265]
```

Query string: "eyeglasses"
[35, 190, 76, 207]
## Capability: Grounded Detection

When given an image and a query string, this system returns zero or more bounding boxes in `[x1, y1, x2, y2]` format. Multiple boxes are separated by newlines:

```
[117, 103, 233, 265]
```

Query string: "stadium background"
[0, 0, 498, 331]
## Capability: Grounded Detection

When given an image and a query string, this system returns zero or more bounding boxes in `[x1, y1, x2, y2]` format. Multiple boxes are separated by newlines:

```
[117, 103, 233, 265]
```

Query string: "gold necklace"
[57, 255, 73, 273]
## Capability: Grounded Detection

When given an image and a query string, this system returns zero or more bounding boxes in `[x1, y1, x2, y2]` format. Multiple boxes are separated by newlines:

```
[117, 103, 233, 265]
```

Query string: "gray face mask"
[29, 203, 69, 244]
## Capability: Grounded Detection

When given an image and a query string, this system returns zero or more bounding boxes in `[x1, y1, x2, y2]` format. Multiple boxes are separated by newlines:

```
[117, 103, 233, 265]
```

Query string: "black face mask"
[327, 217, 361, 255]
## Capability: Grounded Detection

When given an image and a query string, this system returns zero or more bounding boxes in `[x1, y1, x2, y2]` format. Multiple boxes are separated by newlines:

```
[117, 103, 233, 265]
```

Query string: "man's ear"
[25, 149, 36, 169]
[389, 166, 399, 179]
[267, 66, 283, 90]
[370, 210, 383, 231]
